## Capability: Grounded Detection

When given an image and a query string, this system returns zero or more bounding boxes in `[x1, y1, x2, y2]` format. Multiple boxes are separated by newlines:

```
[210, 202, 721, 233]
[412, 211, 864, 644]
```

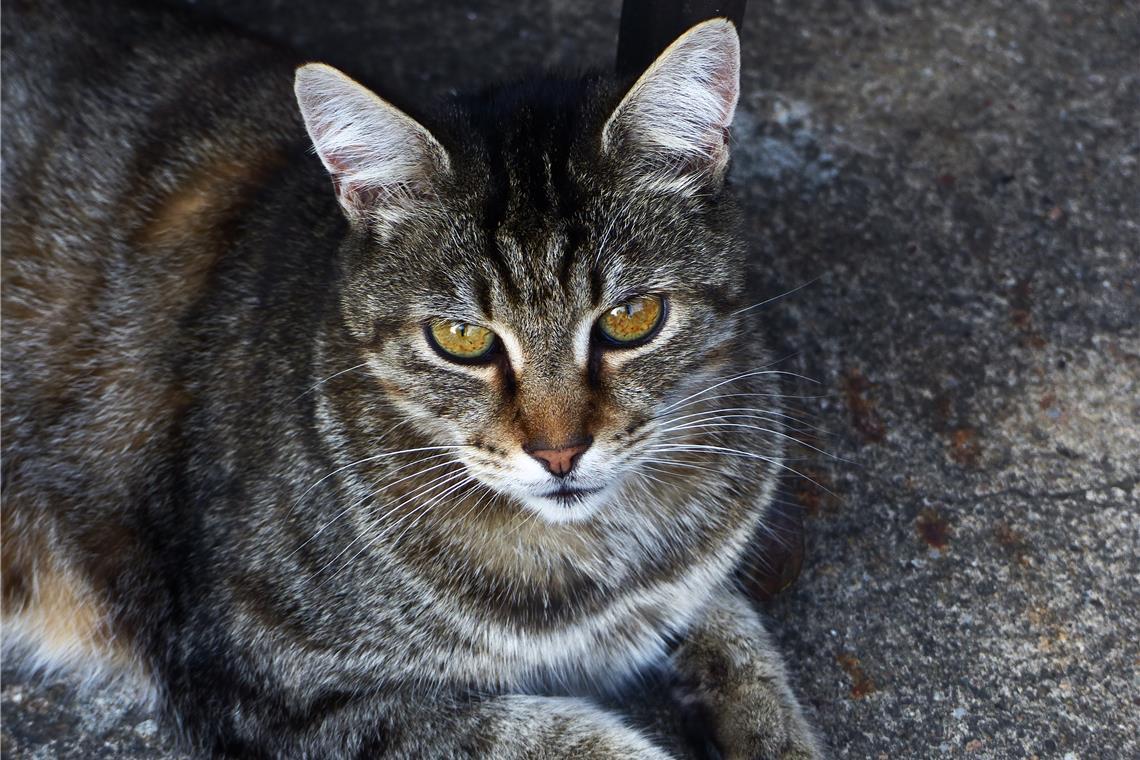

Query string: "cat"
[1, 0, 821, 757]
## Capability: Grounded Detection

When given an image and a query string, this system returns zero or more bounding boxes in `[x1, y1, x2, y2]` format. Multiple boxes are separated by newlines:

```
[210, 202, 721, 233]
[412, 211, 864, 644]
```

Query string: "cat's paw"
[709, 675, 823, 760]
[483, 695, 676, 760]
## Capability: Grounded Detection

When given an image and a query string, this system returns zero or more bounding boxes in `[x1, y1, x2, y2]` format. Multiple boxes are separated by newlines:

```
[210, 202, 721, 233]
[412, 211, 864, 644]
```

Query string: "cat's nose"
[525, 437, 593, 478]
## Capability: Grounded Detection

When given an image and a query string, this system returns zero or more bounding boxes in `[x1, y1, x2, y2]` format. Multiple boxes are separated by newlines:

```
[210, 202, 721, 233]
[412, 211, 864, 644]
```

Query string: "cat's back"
[2, 0, 297, 204]
[1, 0, 301, 426]
[1, 0, 302, 517]
[1, 0, 313, 671]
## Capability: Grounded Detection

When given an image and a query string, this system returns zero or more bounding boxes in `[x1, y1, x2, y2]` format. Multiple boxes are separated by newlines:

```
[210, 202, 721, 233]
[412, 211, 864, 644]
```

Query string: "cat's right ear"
[602, 19, 739, 193]
[294, 64, 449, 222]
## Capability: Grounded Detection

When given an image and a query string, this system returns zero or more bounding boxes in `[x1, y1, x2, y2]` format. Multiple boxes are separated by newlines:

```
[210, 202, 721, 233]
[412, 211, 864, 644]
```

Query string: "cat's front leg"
[672, 588, 822, 760]
[381, 693, 675, 760]
[219, 691, 673, 758]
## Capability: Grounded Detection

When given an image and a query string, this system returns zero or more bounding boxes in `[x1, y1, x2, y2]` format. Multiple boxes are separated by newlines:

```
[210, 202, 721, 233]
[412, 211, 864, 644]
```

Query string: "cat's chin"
[519, 487, 611, 525]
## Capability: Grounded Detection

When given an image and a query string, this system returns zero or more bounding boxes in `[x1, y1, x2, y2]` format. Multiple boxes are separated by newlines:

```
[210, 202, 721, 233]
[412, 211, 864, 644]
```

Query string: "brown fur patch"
[1, 509, 130, 670]
[137, 155, 275, 248]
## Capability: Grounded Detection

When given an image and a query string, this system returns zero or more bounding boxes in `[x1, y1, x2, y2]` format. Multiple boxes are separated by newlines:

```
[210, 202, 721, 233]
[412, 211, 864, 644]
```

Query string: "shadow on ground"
[3, 1, 1137, 757]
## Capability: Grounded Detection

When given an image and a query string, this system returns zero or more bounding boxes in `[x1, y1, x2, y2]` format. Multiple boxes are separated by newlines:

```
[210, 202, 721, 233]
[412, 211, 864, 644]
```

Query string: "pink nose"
[525, 439, 592, 477]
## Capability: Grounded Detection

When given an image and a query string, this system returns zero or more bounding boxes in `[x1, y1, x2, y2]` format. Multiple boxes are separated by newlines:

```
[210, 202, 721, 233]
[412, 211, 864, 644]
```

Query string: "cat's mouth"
[514, 481, 614, 524]
[541, 485, 602, 502]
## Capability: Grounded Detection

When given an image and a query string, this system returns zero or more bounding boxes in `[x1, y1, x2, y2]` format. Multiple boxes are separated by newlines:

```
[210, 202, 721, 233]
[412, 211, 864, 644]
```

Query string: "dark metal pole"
[615, 0, 747, 75]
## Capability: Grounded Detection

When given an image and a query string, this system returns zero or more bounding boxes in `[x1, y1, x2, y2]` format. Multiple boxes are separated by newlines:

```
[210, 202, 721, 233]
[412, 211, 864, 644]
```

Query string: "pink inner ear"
[303, 113, 362, 186]
[296, 65, 449, 214]
[307, 115, 438, 212]
[330, 172, 382, 210]
[709, 58, 739, 129]
[320, 147, 353, 178]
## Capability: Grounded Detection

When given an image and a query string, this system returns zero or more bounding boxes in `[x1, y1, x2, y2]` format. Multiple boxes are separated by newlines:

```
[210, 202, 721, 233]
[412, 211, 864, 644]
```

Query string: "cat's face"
[297, 21, 744, 523]
[339, 181, 742, 524]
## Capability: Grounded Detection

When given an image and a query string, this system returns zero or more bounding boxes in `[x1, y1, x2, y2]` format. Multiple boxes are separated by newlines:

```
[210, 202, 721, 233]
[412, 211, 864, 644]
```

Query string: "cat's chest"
[330, 497, 763, 689]
[420, 544, 741, 689]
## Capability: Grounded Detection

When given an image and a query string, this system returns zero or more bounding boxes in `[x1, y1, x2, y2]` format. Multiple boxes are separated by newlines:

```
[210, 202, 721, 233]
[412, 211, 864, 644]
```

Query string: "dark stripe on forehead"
[589, 264, 605, 307]
[557, 222, 586, 288]
[548, 113, 586, 290]
[480, 129, 520, 300]
[466, 78, 598, 300]
[473, 275, 494, 320]
[520, 110, 551, 217]
[548, 112, 578, 217]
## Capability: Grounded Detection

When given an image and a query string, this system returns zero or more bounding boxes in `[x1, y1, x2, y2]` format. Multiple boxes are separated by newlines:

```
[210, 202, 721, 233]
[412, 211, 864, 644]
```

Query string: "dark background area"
[3, 1, 1138, 757]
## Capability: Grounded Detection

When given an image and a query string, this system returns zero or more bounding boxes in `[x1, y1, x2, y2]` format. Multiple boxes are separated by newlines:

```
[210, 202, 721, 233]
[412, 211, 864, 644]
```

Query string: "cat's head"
[296, 21, 752, 524]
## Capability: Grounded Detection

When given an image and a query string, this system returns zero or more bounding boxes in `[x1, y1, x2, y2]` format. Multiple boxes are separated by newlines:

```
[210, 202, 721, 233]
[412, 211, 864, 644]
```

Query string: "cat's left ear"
[602, 19, 739, 191]
[295, 64, 449, 222]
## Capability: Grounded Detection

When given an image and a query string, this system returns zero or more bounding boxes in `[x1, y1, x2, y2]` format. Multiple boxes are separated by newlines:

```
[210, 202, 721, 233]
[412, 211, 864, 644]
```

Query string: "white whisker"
[730, 276, 821, 317]
[655, 421, 849, 462]
[288, 445, 462, 520]
[386, 475, 477, 548]
[655, 407, 832, 436]
[286, 454, 459, 559]
[450, 482, 497, 528]
[645, 443, 837, 496]
[325, 473, 478, 585]
[314, 469, 470, 582]
[638, 457, 736, 480]
[658, 390, 827, 411]
[321, 468, 466, 564]
[503, 497, 544, 539]
[658, 364, 817, 415]
[291, 361, 370, 402]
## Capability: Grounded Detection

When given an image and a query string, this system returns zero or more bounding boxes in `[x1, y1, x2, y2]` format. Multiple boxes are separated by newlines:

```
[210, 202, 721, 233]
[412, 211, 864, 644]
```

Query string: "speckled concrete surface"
[3, 1, 1137, 757]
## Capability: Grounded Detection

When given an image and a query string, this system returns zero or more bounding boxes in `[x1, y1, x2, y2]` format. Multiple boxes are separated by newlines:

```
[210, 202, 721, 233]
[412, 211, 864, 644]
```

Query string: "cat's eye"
[596, 294, 666, 347]
[426, 320, 499, 363]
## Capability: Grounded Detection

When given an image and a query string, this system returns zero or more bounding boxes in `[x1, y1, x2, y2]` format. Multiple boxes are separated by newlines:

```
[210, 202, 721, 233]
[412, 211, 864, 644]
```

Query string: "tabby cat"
[1, 1, 821, 757]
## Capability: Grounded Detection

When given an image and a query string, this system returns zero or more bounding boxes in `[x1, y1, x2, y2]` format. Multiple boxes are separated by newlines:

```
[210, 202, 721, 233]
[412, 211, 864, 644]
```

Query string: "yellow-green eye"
[427, 320, 498, 362]
[597, 294, 666, 347]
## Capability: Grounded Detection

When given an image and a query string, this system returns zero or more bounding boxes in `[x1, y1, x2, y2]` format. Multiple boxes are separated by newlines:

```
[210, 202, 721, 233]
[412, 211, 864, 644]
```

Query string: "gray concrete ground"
[3, 1, 1138, 757]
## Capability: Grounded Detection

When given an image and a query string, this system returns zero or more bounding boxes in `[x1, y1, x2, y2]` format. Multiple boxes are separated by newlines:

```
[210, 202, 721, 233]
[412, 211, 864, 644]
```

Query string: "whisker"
[286, 454, 459, 559]
[658, 363, 818, 416]
[730, 276, 822, 317]
[450, 482, 497, 528]
[313, 469, 470, 581]
[645, 443, 838, 497]
[637, 463, 814, 551]
[322, 469, 467, 568]
[654, 421, 850, 463]
[639, 458, 739, 481]
[290, 361, 370, 402]
[658, 391, 833, 419]
[502, 497, 544, 539]
[654, 408, 832, 436]
[324, 473, 478, 583]
[288, 444, 462, 519]
[634, 468, 674, 490]
[386, 475, 478, 548]
[362, 468, 470, 528]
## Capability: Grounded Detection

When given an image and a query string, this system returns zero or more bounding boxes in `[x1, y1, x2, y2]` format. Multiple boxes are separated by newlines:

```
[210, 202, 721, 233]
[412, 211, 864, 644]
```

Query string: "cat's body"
[2, 1, 820, 757]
